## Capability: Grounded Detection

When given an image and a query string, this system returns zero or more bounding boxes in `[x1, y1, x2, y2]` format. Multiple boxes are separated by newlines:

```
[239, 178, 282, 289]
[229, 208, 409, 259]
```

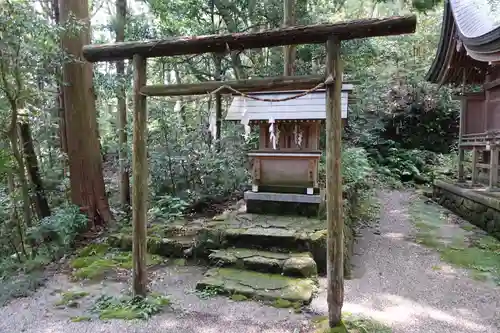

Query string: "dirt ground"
[1, 190, 499, 333]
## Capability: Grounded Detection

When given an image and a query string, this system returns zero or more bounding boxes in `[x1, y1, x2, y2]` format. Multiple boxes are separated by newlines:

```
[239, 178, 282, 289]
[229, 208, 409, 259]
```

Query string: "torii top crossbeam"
[82, 15, 416, 62]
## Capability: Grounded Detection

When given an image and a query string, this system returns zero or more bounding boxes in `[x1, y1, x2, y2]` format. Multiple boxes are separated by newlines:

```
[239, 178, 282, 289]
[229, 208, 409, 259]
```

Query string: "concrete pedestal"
[244, 191, 322, 217]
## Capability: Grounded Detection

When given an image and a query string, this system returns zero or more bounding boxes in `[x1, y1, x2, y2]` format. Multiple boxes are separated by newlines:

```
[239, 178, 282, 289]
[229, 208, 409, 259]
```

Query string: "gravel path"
[1, 190, 499, 333]
[311, 190, 500, 333]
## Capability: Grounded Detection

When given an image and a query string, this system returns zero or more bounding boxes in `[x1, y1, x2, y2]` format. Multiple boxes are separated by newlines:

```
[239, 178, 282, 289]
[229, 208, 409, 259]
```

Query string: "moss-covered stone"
[433, 182, 500, 240]
[106, 193, 372, 278]
[196, 268, 316, 304]
[209, 248, 317, 277]
[70, 245, 163, 281]
[271, 298, 302, 311]
[108, 234, 195, 258]
[283, 255, 317, 277]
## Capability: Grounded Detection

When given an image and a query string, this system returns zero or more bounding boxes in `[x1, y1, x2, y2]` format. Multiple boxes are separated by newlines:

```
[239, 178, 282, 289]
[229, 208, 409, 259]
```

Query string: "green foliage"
[148, 194, 189, 221]
[91, 294, 170, 320]
[148, 102, 251, 215]
[0, 266, 46, 306]
[319, 146, 374, 192]
[195, 285, 224, 299]
[27, 204, 88, 254]
[341, 147, 374, 192]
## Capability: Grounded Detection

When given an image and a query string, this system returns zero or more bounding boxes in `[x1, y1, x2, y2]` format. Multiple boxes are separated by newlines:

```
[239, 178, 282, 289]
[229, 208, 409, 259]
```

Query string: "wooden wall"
[463, 67, 500, 135]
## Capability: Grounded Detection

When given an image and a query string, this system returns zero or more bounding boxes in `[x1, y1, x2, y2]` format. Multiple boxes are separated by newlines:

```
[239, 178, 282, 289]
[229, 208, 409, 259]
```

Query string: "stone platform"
[208, 248, 317, 277]
[244, 191, 322, 217]
[195, 267, 316, 305]
[433, 180, 500, 239]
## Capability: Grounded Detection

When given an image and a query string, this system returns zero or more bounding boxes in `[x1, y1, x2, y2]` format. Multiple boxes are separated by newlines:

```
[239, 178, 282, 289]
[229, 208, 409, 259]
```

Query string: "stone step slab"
[196, 267, 316, 304]
[208, 248, 317, 277]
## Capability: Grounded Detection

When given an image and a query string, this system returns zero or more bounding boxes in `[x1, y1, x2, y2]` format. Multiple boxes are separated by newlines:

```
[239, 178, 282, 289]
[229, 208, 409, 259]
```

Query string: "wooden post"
[132, 54, 148, 297]
[489, 146, 499, 190]
[325, 37, 344, 328]
[458, 149, 465, 182]
[458, 92, 466, 182]
[471, 147, 479, 186]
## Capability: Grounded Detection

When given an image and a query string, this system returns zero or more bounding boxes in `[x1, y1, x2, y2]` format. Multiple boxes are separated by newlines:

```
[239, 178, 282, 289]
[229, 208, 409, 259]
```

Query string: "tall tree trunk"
[18, 121, 51, 219]
[60, 0, 113, 227]
[7, 170, 28, 259]
[9, 128, 32, 228]
[213, 53, 222, 148]
[116, 0, 130, 207]
[52, 0, 68, 181]
[283, 0, 296, 76]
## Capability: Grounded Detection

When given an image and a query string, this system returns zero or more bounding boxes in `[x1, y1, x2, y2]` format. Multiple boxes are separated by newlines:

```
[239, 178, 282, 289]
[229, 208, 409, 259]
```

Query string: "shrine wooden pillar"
[132, 54, 148, 297]
[457, 96, 466, 182]
[489, 145, 499, 190]
[325, 36, 344, 328]
[471, 147, 479, 185]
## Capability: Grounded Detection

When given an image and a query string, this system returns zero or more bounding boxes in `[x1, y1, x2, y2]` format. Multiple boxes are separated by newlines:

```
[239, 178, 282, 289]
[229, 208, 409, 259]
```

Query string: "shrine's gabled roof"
[225, 85, 353, 122]
[426, 0, 500, 86]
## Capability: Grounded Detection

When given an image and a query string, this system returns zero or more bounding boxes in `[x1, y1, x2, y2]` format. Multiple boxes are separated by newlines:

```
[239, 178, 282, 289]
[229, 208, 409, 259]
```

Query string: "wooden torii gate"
[82, 15, 416, 327]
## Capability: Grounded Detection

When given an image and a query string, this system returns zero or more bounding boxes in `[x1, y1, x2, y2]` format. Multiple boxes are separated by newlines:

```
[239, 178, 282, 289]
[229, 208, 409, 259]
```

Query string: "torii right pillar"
[325, 37, 344, 328]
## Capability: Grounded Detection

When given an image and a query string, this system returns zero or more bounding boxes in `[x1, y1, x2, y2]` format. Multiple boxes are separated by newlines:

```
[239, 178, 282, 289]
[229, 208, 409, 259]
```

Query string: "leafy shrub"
[319, 146, 374, 192]
[148, 101, 252, 214]
[27, 204, 87, 255]
[148, 194, 189, 221]
[91, 294, 170, 320]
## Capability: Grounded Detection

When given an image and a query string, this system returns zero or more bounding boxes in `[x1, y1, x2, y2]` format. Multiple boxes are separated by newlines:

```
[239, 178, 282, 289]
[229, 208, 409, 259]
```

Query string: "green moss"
[197, 268, 315, 303]
[230, 294, 248, 301]
[461, 224, 476, 232]
[415, 232, 442, 248]
[272, 298, 293, 308]
[70, 316, 91, 322]
[72, 259, 116, 280]
[71, 245, 163, 281]
[313, 314, 391, 333]
[77, 244, 109, 257]
[173, 258, 186, 266]
[55, 291, 90, 306]
[410, 199, 500, 285]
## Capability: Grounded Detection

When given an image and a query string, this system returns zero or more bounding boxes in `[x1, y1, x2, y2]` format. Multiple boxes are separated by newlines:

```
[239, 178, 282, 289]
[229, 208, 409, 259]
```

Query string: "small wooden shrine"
[226, 86, 353, 215]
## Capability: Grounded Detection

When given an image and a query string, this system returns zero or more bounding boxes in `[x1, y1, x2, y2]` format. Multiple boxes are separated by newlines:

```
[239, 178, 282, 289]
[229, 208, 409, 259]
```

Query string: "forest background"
[0, 0, 465, 302]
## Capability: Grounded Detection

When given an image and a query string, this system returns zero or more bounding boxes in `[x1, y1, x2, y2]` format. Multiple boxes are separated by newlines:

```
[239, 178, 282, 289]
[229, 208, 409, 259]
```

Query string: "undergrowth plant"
[91, 294, 170, 320]
[27, 204, 88, 259]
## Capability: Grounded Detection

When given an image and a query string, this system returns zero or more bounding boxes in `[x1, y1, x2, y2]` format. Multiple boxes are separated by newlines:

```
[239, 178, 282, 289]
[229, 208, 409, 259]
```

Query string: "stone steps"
[195, 267, 316, 305]
[208, 248, 317, 278]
